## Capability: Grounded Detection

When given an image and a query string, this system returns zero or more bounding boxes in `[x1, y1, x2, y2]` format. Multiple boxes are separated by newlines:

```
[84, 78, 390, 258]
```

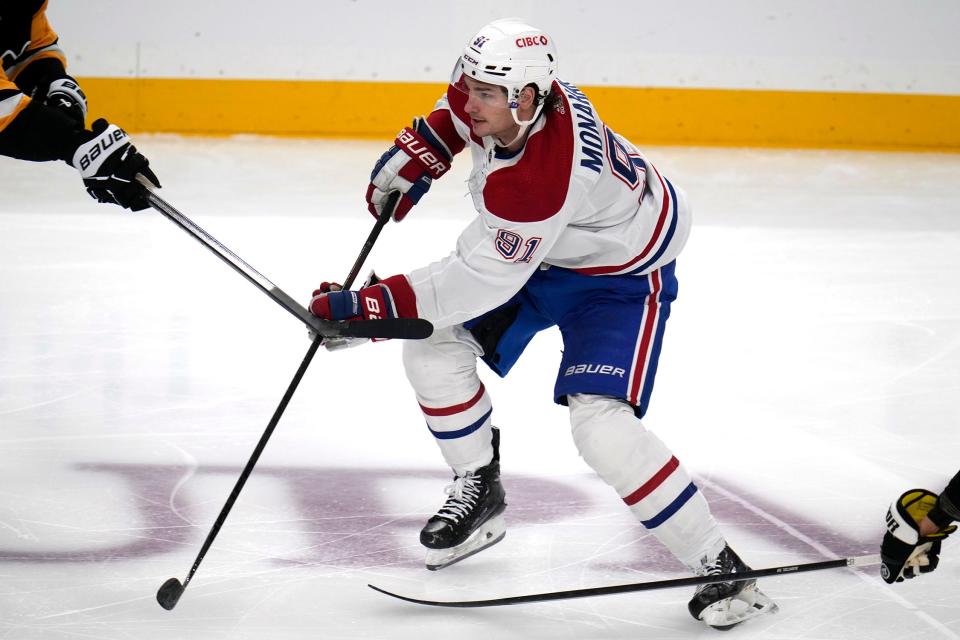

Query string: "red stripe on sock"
[622, 456, 680, 506]
[420, 383, 486, 417]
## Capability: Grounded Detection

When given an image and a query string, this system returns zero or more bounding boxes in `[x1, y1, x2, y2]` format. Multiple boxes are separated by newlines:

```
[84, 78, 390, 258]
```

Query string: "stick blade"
[157, 577, 185, 610]
[320, 318, 434, 340]
[367, 584, 493, 608]
[368, 584, 445, 606]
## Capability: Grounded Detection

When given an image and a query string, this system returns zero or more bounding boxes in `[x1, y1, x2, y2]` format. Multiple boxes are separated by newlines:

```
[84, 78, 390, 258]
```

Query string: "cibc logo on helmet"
[515, 35, 549, 48]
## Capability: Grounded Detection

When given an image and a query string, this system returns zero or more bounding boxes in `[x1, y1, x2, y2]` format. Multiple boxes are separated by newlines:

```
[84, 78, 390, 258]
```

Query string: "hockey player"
[881, 471, 958, 583]
[0, 1, 159, 210]
[309, 18, 777, 629]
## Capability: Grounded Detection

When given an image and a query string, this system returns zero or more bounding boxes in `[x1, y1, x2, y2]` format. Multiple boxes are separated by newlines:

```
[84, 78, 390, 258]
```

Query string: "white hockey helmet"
[455, 18, 558, 126]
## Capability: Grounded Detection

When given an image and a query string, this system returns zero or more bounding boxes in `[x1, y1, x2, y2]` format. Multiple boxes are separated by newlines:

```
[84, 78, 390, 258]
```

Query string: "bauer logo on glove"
[75, 126, 129, 173]
[71, 119, 160, 211]
[365, 116, 452, 221]
[880, 489, 956, 583]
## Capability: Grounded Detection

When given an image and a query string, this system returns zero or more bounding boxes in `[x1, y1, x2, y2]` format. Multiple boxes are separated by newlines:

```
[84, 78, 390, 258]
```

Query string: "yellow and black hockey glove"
[881, 489, 956, 583]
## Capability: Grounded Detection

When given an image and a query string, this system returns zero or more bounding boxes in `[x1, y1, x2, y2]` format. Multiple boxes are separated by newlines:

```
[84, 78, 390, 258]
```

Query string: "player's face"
[460, 76, 519, 142]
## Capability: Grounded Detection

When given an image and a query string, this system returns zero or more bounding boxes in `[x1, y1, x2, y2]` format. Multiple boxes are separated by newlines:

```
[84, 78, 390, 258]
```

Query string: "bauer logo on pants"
[564, 363, 626, 378]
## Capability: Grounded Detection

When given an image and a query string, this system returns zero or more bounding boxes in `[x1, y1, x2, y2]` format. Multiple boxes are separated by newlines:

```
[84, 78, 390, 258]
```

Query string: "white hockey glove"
[880, 489, 956, 583]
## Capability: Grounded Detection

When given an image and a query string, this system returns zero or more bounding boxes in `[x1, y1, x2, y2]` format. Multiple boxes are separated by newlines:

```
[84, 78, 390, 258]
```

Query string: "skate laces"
[695, 547, 753, 593]
[698, 555, 725, 578]
[436, 473, 483, 523]
[696, 548, 740, 580]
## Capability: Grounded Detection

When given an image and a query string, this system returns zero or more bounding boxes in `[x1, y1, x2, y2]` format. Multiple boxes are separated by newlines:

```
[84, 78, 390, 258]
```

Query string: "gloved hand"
[38, 75, 87, 126]
[306, 273, 380, 351]
[71, 118, 160, 211]
[366, 116, 451, 221]
[881, 489, 956, 583]
[310, 275, 399, 324]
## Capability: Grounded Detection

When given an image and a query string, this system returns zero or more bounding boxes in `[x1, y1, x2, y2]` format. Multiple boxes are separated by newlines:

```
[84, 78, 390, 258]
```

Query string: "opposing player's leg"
[551, 263, 776, 629]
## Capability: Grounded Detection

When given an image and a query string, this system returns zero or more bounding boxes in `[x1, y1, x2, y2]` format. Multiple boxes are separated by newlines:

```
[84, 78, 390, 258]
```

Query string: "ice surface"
[2, 138, 959, 639]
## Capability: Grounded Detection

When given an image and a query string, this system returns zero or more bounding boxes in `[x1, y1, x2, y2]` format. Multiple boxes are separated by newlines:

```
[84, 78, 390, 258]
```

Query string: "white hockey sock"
[403, 326, 494, 475]
[568, 394, 725, 568]
[419, 384, 494, 475]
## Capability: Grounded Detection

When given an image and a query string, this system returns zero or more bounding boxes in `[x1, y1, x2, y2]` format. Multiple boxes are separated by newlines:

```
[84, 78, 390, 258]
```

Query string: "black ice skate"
[420, 428, 506, 571]
[688, 544, 779, 630]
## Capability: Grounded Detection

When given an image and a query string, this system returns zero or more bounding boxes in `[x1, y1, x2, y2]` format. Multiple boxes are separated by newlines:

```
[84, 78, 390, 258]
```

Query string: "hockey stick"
[156, 192, 403, 611]
[142, 186, 431, 340]
[368, 554, 881, 608]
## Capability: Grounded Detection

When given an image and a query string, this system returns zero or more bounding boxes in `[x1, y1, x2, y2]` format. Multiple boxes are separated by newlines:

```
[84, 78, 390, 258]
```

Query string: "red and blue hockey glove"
[307, 273, 382, 350]
[366, 116, 452, 221]
[310, 280, 396, 323]
[305, 281, 361, 351]
[308, 273, 417, 349]
[880, 489, 956, 583]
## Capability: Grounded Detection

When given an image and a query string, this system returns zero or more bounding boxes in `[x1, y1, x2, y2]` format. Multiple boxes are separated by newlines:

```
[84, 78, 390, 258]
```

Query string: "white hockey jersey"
[403, 79, 692, 330]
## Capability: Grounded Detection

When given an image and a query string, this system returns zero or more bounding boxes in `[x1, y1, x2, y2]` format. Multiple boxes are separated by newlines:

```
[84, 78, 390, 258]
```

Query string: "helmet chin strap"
[497, 103, 546, 148]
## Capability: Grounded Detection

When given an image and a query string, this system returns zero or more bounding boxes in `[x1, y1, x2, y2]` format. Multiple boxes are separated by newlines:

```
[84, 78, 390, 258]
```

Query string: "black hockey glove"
[37, 75, 88, 126]
[880, 489, 956, 583]
[71, 119, 160, 211]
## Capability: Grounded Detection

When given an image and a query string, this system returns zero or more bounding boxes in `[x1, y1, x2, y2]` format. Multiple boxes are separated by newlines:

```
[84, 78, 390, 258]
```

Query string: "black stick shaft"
[166, 193, 398, 600]
[340, 198, 396, 290]
[368, 554, 881, 608]
[178, 337, 322, 593]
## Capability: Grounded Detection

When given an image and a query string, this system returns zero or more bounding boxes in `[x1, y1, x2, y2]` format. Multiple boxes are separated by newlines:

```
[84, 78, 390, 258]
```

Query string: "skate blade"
[425, 515, 506, 571]
[700, 584, 779, 630]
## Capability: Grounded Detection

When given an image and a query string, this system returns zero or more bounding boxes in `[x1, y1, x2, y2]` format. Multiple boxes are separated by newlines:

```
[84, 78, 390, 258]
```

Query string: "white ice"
[1, 137, 959, 639]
